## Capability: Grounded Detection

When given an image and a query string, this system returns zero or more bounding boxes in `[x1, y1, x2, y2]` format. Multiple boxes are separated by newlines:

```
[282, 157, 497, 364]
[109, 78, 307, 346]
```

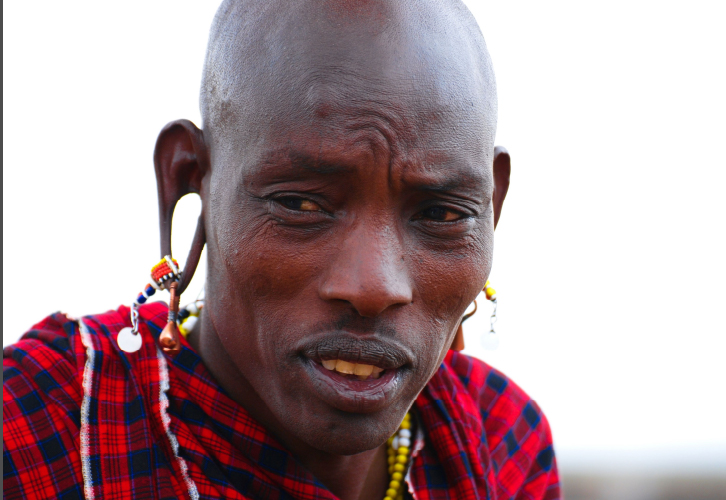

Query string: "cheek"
[402, 224, 493, 380]
[220, 223, 324, 307]
[208, 198, 329, 352]
[411, 225, 493, 322]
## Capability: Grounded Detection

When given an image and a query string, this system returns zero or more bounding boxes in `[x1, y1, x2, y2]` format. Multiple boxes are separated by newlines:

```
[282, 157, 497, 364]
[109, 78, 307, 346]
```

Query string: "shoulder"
[3, 312, 87, 499]
[2, 303, 168, 499]
[3, 312, 84, 417]
[443, 351, 561, 499]
[3, 302, 169, 410]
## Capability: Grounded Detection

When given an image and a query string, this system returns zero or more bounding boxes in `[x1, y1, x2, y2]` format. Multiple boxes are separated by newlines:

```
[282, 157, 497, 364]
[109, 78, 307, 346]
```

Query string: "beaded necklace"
[385, 412, 412, 500]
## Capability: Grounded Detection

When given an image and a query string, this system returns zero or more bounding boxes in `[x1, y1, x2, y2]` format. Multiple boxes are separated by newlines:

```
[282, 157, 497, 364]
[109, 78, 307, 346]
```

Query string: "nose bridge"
[320, 215, 413, 317]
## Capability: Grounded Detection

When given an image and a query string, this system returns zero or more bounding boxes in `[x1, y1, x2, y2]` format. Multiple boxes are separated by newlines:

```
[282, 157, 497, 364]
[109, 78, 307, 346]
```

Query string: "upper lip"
[297, 332, 413, 370]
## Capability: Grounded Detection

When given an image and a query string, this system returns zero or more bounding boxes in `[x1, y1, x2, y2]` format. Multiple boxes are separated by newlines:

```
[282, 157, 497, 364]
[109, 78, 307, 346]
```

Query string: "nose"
[319, 221, 413, 317]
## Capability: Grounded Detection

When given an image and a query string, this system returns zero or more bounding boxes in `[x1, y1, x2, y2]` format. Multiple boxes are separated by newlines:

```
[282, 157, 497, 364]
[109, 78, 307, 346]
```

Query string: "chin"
[297, 408, 402, 456]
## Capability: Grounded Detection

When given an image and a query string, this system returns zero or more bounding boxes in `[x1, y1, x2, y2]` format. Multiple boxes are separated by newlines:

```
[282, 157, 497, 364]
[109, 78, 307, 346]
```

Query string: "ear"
[492, 146, 511, 229]
[154, 119, 209, 294]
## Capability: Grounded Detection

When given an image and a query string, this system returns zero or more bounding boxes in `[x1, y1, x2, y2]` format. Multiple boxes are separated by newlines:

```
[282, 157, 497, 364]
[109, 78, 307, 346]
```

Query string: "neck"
[189, 310, 390, 500]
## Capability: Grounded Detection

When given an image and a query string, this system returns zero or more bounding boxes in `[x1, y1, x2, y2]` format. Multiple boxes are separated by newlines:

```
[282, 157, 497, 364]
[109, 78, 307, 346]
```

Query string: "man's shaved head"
[200, 0, 497, 152]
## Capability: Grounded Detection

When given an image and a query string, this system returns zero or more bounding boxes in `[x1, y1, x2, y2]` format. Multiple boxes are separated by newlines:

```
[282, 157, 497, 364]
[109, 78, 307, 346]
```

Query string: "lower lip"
[304, 359, 403, 414]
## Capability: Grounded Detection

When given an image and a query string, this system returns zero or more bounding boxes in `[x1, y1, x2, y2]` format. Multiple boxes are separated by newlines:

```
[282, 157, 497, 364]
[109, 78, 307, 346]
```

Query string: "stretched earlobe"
[154, 119, 209, 294]
[493, 146, 511, 229]
[177, 216, 206, 295]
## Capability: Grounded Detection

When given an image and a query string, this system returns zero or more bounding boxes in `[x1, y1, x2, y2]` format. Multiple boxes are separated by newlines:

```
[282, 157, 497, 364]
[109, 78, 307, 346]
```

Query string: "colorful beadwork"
[484, 280, 497, 300]
[481, 279, 499, 350]
[119, 255, 184, 354]
[385, 412, 413, 500]
[133, 257, 182, 308]
[150, 256, 181, 288]
[134, 282, 158, 305]
[178, 301, 202, 337]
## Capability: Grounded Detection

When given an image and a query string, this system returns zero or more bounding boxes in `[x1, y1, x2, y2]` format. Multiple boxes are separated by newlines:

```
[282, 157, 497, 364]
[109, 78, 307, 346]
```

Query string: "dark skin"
[153, 1, 510, 498]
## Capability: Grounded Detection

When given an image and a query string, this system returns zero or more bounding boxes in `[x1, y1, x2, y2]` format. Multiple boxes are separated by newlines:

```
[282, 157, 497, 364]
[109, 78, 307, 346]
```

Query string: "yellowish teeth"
[335, 360, 356, 375]
[353, 363, 374, 377]
[320, 359, 385, 379]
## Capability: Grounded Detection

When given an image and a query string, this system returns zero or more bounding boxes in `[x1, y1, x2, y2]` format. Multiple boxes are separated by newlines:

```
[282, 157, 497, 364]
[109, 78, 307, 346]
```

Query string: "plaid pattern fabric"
[4, 303, 560, 499]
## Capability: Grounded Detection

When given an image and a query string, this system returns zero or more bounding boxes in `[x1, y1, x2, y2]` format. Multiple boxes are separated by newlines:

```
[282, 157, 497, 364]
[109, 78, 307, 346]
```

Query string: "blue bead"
[145, 286, 156, 296]
[137, 295, 147, 304]
[178, 309, 190, 319]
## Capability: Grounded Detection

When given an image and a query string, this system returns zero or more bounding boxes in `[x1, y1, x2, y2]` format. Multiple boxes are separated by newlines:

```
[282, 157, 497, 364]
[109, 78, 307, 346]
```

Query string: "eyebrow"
[287, 151, 355, 175]
[255, 148, 489, 197]
[410, 179, 477, 193]
[251, 150, 356, 183]
[401, 168, 490, 197]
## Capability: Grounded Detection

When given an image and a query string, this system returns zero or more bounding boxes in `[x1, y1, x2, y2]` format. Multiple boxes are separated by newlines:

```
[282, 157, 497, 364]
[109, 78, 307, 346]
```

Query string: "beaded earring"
[480, 281, 499, 350]
[116, 209, 206, 355]
[450, 280, 499, 351]
[117, 256, 183, 354]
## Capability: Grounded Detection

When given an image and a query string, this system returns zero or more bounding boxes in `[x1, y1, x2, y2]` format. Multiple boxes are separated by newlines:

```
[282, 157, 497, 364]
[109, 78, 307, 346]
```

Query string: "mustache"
[294, 314, 414, 369]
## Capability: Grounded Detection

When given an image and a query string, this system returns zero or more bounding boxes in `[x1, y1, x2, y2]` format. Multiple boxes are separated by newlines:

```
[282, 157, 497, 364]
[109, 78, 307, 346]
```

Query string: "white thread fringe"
[157, 348, 200, 500]
[78, 320, 96, 500]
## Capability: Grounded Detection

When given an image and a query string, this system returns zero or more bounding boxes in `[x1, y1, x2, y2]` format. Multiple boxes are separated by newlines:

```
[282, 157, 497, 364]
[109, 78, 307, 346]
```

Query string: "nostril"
[320, 276, 412, 316]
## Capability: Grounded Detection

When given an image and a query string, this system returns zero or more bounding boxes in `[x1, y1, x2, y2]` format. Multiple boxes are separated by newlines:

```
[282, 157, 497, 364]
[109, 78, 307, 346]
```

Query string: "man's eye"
[277, 196, 322, 212]
[421, 206, 463, 222]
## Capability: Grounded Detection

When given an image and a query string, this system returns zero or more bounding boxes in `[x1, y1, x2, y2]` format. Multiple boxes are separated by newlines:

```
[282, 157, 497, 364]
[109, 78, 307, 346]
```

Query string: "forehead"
[205, 0, 496, 180]
[216, 61, 494, 174]
[212, 81, 494, 196]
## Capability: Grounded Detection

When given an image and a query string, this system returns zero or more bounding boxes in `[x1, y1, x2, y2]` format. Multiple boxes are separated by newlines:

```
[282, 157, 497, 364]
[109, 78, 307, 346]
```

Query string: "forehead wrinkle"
[299, 72, 487, 169]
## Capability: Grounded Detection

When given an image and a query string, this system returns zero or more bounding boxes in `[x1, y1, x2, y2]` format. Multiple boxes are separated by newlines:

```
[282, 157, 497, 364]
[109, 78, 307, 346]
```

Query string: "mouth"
[297, 333, 412, 414]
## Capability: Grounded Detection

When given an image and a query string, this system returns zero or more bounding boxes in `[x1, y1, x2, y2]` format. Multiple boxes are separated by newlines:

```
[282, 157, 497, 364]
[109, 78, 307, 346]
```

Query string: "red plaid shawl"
[3, 303, 560, 499]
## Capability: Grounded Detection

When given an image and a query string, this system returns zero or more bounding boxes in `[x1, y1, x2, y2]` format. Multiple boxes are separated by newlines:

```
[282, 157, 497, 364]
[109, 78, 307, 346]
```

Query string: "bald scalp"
[199, 0, 497, 146]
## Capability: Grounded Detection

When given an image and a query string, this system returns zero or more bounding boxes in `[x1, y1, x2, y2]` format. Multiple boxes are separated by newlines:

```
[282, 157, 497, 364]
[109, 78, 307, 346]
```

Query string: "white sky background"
[4, 0, 725, 475]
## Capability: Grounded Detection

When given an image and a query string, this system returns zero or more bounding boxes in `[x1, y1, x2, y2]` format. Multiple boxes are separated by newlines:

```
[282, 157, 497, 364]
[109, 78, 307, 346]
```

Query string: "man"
[3, 0, 560, 498]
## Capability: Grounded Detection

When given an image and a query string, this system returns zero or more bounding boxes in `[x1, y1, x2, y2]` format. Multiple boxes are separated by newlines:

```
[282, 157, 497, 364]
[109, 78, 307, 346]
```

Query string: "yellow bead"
[389, 480, 401, 489]
[403, 412, 411, 421]
[388, 455, 395, 465]
[394, 463, 405, 472]
[386, 488, 397, 498]
[392, 472, 403, 481]
[397, 446, 409, 456]
[384, 497, 394, 500]
[400, 421, 411, 430]
[485, 287, 496, 299]
[485, 280, 490, 287]
[396, 455, 407, 464]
